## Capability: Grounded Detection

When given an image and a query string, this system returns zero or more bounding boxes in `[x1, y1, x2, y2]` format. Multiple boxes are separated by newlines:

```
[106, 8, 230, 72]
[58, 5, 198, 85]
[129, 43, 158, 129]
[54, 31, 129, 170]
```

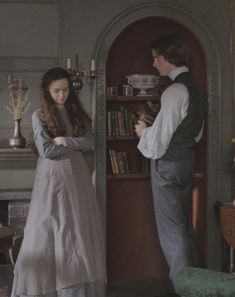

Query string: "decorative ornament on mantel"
[4, 75, 30, 148]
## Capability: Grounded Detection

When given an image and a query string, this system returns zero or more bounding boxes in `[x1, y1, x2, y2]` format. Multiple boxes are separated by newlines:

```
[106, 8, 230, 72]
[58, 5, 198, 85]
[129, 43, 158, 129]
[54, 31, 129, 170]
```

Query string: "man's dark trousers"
[151, 151, 199, 281]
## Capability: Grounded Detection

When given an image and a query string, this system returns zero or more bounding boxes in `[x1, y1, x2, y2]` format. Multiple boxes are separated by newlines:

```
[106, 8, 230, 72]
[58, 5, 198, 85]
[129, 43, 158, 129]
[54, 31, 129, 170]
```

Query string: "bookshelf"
[105, 92, 208, 282]
[105, 94, 170, 282]
[106, 95, 160, 178]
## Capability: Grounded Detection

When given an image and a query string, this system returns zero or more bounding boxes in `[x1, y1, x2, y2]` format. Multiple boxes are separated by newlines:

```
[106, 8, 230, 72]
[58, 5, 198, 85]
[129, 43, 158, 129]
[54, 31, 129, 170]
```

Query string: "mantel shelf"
[0, 147, 37, 168]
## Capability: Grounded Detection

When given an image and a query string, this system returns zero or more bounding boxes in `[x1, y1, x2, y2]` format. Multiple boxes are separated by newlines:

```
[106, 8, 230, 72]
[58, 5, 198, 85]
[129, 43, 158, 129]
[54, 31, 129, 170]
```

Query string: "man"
[135, 34, 208, 282]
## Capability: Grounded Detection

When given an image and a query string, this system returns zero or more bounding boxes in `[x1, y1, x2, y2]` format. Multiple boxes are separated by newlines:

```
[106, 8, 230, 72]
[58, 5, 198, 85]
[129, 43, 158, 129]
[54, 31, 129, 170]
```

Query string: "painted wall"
[0, 0, 232, 140]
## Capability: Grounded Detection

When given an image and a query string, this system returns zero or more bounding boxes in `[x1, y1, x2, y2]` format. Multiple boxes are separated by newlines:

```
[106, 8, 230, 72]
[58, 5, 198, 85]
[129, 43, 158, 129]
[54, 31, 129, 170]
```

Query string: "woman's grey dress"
[11, 109, 106, 297]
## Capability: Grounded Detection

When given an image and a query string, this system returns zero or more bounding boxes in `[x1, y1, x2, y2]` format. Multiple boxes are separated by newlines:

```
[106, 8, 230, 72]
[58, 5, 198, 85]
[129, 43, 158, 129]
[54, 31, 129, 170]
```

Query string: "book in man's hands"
[133, 101, 159, 127]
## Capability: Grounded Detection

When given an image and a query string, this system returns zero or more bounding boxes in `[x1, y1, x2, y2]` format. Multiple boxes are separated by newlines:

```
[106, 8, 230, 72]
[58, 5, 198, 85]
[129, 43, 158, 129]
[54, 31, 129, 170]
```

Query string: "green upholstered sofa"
[174, 267, 235, 297]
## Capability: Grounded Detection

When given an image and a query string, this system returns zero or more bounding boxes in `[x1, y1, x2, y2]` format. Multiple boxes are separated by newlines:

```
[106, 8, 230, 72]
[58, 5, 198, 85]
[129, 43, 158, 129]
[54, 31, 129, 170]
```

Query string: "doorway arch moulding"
[94, 2, 222, 270]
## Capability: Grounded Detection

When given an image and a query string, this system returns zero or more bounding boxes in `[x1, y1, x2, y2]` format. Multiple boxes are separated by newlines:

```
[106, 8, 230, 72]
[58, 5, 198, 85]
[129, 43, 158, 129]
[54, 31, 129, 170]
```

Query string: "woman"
[11, 67, 106, 297]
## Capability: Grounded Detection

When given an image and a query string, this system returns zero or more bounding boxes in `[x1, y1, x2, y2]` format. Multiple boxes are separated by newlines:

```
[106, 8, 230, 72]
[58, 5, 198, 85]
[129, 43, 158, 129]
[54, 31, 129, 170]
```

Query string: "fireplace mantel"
[0, 147, 36, 192]
[0, 189, 31, 201]
[0, 147, 37, 169]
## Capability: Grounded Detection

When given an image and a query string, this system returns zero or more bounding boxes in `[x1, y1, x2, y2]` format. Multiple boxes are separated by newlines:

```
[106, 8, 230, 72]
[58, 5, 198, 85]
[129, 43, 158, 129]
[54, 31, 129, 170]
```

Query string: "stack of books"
[109, 149, 130, 174]
[107, 105, 136, 137]
[135, 101, 159, 126]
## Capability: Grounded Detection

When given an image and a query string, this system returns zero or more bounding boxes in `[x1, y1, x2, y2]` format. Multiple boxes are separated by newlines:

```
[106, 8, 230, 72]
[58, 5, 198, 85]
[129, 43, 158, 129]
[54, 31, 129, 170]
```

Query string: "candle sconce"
[66, 56, 96, 92]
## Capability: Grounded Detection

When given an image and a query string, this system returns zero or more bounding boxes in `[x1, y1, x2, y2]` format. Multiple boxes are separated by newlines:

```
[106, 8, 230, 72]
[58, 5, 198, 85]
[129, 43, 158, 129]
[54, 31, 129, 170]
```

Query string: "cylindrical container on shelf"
[122, 85, 133, 96]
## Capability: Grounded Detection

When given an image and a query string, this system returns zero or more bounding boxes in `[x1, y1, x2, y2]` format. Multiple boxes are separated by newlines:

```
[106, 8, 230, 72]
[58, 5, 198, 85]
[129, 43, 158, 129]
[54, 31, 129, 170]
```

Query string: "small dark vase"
[9, 119, 26, 148]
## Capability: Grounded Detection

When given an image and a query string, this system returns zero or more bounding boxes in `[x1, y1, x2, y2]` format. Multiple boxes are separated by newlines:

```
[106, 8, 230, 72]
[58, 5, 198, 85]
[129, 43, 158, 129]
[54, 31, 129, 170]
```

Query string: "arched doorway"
[105, 16, 207, 282]
[94, 2, 222, 284]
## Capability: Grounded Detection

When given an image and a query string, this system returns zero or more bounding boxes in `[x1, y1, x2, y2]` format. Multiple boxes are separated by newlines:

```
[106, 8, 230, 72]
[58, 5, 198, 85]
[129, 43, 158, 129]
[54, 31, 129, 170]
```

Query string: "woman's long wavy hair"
[29, 67, 91, 153]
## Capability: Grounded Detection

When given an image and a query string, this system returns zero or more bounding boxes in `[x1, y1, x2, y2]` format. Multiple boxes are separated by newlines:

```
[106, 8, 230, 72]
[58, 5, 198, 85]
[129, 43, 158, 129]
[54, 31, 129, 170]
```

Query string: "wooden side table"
[220, 202, 235, 273]
[0, 226, 14, 250]
[0, 226, 14, 264]
[0, 226, 15, 296]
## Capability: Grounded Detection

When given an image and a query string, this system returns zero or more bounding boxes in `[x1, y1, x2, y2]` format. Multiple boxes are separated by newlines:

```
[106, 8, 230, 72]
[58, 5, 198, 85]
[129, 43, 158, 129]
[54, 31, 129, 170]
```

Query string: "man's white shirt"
[137, 66, 203, 159]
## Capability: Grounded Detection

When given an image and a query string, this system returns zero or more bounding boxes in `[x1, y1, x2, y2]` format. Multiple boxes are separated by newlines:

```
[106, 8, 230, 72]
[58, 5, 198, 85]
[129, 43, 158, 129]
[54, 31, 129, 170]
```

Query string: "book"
[122, 151, 130, 173]
[107, 111, 112, 136]
[116, 152, 125, 173]
[109, 149, 116, 174]
[136, 101, 159, 126]
[109, 150, 130, 174]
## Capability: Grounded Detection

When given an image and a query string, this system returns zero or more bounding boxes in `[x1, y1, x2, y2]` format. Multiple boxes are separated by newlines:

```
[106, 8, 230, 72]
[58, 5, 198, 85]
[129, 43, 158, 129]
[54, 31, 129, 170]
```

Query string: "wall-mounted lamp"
[66, 54, 96, 92]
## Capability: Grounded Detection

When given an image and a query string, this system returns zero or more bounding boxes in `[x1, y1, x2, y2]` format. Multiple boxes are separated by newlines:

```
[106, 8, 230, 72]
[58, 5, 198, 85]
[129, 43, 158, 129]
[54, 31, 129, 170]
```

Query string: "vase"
[9, 119, 26, 148]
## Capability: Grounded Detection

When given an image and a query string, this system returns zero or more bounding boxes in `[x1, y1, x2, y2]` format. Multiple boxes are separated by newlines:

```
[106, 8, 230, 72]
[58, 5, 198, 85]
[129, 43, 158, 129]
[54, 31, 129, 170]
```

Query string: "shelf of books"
[106, 95, 160, 179]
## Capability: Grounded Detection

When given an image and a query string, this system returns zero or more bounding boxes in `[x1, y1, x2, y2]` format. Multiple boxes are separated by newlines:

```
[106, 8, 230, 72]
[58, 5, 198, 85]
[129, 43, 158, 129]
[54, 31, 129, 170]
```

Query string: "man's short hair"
[151, 34, 188, 67]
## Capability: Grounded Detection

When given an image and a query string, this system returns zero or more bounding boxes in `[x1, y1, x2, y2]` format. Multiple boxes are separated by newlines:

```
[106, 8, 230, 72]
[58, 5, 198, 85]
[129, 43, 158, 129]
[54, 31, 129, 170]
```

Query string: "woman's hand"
[135, 120, 147, 137]
[54, 137, 67, 146]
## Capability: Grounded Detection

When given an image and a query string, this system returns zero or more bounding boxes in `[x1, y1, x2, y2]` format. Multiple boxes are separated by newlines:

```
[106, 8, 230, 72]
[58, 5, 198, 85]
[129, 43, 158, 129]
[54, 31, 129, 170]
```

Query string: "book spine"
[109, 149, 116, 174]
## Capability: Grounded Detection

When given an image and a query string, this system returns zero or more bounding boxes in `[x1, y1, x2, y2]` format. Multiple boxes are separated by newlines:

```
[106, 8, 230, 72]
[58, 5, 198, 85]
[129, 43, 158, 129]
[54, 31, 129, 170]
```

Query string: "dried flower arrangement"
[4, 75, 30, 120]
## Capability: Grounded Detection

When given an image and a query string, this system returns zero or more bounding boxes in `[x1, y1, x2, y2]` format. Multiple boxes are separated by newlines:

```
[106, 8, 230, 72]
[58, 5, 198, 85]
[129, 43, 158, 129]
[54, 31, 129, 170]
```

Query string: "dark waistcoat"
[162, 72, 208, 160]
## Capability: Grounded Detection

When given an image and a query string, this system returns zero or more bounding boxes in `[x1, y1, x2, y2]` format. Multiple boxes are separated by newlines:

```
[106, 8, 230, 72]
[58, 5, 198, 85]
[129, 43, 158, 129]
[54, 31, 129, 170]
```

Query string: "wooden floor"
[106, 279, 177, 297]
[0, 265, 177, 297]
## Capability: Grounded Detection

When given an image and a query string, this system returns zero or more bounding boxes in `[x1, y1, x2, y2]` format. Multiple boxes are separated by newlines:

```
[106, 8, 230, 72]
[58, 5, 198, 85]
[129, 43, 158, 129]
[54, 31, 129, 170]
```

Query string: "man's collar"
[167, 66, 189, 80]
